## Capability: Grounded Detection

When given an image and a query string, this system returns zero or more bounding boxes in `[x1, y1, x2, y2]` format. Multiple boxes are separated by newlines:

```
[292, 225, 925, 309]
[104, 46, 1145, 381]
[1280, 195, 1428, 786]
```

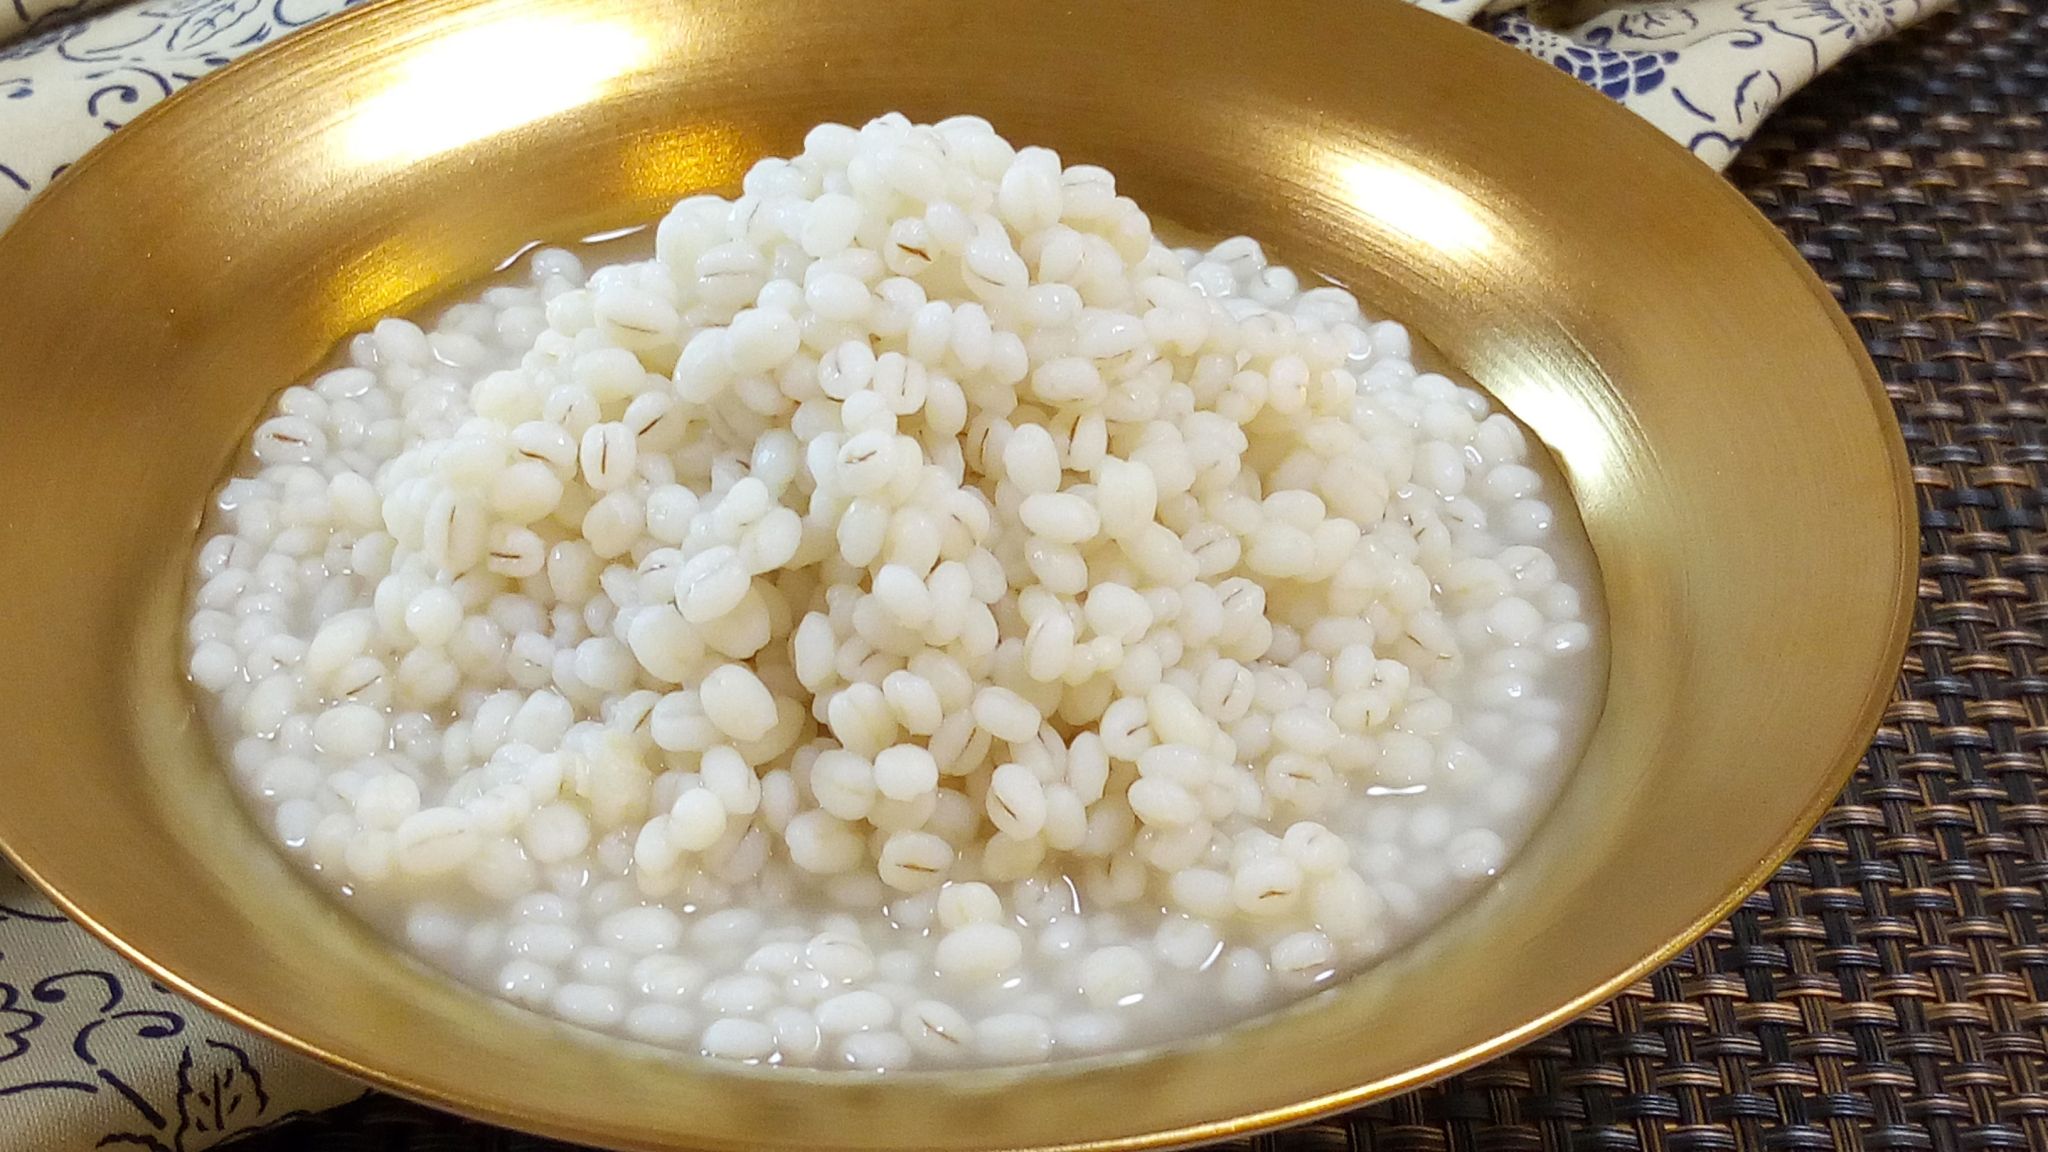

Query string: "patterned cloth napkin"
[0, 0, 1949, 1148]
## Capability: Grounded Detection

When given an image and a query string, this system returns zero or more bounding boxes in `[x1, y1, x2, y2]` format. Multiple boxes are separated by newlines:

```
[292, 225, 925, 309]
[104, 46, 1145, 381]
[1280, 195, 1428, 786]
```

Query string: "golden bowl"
[0, 0, 1913, 1148]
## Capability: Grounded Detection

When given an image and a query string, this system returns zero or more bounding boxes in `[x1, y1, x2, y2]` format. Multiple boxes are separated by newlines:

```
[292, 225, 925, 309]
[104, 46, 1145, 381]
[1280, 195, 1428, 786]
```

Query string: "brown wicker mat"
[222, 0, 2048, 1148]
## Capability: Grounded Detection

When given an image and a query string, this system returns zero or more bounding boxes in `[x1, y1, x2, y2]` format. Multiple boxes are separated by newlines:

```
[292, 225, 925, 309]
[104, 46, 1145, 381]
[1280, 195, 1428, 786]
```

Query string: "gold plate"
[0, 0, 1913, 1148]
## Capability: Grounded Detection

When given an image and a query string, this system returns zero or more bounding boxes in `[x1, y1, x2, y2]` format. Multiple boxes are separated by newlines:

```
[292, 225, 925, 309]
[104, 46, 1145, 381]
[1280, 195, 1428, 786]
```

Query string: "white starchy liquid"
[186, 114, 1603, 1071]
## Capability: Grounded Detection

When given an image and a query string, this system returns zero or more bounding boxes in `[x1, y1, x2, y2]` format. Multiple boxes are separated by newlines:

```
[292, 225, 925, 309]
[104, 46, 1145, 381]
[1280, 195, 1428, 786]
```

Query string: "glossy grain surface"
[0, 1, 1913, 1149]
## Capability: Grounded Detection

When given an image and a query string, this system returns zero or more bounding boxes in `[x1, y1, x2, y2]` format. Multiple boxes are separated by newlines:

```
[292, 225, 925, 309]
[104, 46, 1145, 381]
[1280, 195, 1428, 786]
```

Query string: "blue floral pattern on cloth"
[3, 0, 129, 43]
[1494, 17, 1681, 97]
[0, 0, 1959, 1146]
[0, 872, 362, 1151]
[0, 0, 363, 202]
[1481, 0, 1944, 166]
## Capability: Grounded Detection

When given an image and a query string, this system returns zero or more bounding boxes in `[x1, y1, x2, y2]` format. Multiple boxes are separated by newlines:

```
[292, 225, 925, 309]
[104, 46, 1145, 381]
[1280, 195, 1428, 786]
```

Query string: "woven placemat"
[220, 0, 2048, 1147]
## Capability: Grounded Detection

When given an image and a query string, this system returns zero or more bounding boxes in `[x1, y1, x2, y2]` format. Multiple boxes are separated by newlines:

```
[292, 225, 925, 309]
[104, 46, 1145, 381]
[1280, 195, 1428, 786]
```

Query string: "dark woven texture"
[225, 1, 2048, 1148]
